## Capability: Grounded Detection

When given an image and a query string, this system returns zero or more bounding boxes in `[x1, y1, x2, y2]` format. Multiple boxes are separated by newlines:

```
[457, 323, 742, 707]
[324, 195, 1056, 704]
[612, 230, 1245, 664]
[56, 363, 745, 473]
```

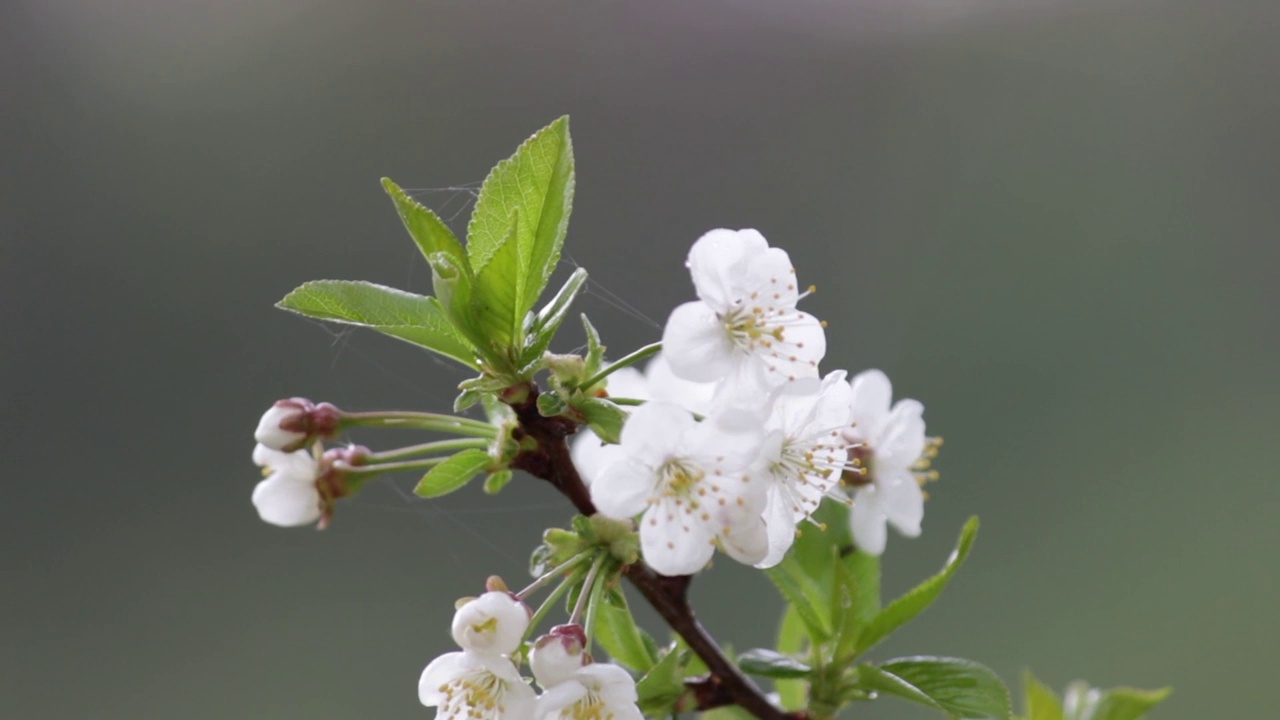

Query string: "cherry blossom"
[662, 229, 825, 391]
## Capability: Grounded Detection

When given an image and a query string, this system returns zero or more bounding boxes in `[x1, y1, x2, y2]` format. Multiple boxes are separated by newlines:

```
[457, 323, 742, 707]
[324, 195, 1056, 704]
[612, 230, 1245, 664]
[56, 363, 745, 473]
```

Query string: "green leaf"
[522, 267, 588, 365]
[575, 397, 627, 445]
[636, 645, 687, 717]
[1062, 682, 1171, 720]
[595, 589, 658, 673]
[381, 178, 468, 273]
[277, 280, 478, 369]
[467, 116, 575, 321]
[1023, 671, 1064, 720]
[737, 649, 812, 679]
[482, 469, 513, 495]
[413, 449, 491, 498]
[833, 545, 882, 662]
[765, 556, 832, 643]
[857, 516, 979, 655]
[470, 210, 523, 356]
[859, 656, 1012, 720]
[581, 314, 606, 378]
[1090, 687, 1172, 720]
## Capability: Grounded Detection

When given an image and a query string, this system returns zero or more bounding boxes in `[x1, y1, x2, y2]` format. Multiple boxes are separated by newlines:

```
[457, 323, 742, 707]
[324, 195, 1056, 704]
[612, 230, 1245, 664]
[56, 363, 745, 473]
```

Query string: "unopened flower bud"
[254, 398, 342, 451]
[451, 591, 530, 656]
[251, 444, 322, 528]
[530, 624, 587, 688]
[251, 443, 368, 530]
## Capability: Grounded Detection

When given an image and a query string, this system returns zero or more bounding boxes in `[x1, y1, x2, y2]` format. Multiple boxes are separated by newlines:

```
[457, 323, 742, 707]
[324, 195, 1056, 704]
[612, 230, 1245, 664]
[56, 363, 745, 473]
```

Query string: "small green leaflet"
[855, 516, 979, 656]
[277, 280, 479, 369]
[1023, 670, 1065, 720]
[467, 116, 575, 324]
[381, 178, 467, 273]
[413, 449, 491, 498]
[1062, 681, 1171, 720]
[469, 209, 523, 352]
[594, 589, 658, 673]
[859, 656, 1012, 720]
[737, 648, 812, 679]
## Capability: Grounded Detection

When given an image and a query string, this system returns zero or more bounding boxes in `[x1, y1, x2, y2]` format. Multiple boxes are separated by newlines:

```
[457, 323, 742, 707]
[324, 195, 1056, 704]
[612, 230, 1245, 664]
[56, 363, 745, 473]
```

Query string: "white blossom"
[590, 402, 769, 576]
[662, 228, 826, 391]
[419, 650, 536, 720]
[451, 592, 530, 656]
[841, 370, 932, 556]
[534, 663, 641, 720]
[251, 444, 323, 527]
[756, 371, 856, 567]
[254, 400, 310, 451]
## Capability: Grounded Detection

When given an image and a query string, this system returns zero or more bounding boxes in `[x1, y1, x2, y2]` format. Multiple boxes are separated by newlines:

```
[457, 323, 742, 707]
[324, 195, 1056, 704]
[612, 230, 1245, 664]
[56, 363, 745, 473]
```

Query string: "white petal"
[848, 369, 893, 428]
[253, 444, 317, 483]
[530, 635, 585, 689]
[451, 592, 529, 655]
[251, 474, 322, 527]
[570, 430, 623, 487]
[418, 651, 475, 706]
[536, 681, 588, 718]
[812, 370, 854, 431]
[879, 399, 927, 466]
[254, 405, 307, 450]
[576, 663, 639, 703]
[719, 507, 770, 567]
[742, 246, 800, 309]
[591, 459, 656, 520]
[881, 470, 925, 538]
[645, 353, 716, 417]
[620, 402, 698, 464]
[640, 502, 716, 576]
[757, 487, 800, 568]
[762, 310, 825, 382]
[687, 228, 769, 309]
[502, 685, 538, 720]
[662, 301, 738, 383]
[850, 487, 888, 556]
[601, 366, 649, 401]
[252, 443, 289, 468]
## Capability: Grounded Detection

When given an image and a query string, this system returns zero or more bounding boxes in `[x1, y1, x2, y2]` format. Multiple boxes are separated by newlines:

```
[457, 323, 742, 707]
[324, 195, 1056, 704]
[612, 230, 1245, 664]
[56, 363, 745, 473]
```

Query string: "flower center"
[841, 444, 876, 487]
[438, 670, 508, 720]
[721, 306, 783, 352]
[657, 460, 703, 499]
[566, 690, 614, 720]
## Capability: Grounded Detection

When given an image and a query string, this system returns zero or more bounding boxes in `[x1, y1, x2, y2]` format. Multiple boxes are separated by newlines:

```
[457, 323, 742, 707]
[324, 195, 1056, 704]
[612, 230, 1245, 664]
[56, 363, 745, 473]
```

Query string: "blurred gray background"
[3, 1, 1277, 718]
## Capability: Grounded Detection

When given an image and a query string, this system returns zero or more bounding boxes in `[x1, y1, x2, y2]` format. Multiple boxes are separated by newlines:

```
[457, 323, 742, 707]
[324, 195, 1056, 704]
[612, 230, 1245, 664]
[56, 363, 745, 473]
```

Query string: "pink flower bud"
[254, 398, 342, 451]
[530, 624, 587, 688]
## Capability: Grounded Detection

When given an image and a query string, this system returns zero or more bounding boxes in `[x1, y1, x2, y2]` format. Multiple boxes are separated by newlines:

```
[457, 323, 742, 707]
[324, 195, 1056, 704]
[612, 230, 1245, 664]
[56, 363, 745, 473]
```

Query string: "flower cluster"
[582, 229, 938, 573]
[419, 587, 640, 720]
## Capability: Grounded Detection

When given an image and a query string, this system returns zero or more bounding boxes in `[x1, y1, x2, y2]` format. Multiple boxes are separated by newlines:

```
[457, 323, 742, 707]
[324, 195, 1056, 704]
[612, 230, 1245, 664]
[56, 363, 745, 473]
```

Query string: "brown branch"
[510, 387, 795, 720]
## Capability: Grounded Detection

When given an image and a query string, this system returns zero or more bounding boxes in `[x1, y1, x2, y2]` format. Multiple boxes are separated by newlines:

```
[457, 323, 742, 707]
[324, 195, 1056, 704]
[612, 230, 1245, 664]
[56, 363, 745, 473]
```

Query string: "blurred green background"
[3, 1, 1276, 718]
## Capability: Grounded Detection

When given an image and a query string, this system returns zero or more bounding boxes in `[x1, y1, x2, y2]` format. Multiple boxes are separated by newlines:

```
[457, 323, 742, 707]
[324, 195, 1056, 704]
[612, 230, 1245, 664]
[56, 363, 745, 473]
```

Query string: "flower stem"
[517, 551, 591, 600]
[369, 438, 490, 463]
[607, 397, 646, 407]
[341, 456, 450, 477]
[569, 555, 607, 626]
[524, 566, 586, 642]
[342, 411, 496, 437]
[583, 562, 610, 643]
[579, 341, 662, 390]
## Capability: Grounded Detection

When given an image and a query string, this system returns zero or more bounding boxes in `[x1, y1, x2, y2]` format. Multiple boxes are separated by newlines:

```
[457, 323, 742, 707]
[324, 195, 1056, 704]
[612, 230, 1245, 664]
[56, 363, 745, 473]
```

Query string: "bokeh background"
[3, 1, 1277, 718]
